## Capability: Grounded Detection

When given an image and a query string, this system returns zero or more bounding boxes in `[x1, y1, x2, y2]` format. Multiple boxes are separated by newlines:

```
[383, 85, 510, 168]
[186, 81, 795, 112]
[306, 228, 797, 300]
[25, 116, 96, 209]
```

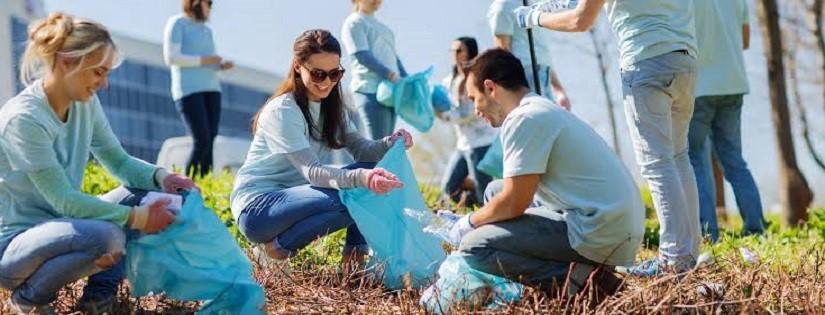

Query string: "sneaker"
[251, 245, 291, 275]
[618, 258, 694, 278]
[76, 295, 116, 315]
[6, 298, 55, 315]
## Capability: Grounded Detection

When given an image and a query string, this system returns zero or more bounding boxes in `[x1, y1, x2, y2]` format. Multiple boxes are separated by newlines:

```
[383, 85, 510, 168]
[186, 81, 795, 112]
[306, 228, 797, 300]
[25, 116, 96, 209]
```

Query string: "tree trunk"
[756, 0, 814, 226]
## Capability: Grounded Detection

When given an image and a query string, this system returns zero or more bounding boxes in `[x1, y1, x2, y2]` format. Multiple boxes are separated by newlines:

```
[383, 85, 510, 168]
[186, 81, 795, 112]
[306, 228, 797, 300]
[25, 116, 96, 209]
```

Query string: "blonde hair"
[20, 12, 122, 86]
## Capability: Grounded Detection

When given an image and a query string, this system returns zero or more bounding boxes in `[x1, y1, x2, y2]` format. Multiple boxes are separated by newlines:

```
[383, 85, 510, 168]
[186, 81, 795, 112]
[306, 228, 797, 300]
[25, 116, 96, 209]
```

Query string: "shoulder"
[260, 93, 303, 123]
[0, 86, 49, 130]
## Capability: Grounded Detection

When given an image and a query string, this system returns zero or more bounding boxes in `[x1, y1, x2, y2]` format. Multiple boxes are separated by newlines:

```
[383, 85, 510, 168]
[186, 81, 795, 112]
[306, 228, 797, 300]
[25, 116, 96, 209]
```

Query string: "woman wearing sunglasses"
[341, 0, 409, 140]
[231, 30, 413, 270]
[438, 37, 498, 208]
[163, 0, 234, 178]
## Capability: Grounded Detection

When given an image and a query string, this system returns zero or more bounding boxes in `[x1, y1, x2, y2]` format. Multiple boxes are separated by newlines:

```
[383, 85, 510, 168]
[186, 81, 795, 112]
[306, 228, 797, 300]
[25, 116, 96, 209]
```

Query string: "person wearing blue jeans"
[164, 0, 235, 177]
[689, 0, 763, 243]
[447, 49, 644, 294]
[438, 37, 498, 207]
[0, 13, 194, 314]
[342, 0, 409, 140]
[516, 0, 701, 275]
[231, 30, 412, 270]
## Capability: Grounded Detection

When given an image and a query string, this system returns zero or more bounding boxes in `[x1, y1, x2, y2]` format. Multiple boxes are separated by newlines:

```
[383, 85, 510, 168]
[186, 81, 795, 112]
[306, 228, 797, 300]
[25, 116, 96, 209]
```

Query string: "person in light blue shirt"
[515, 0, 701, 276]
[0, 13, 195, 314]
[488, 0, 571, 109]
[446, 49, 643, 294]
[689, 0, 764, 242]
[231, 30, 413, 271]
[341, 0, 409, 140]
[163, 0, 234, 177]
[437, 37, 498, 207]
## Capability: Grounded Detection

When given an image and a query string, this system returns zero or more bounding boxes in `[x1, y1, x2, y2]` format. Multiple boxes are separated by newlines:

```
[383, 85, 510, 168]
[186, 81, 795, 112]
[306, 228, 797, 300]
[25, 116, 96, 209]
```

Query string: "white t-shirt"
[441, 74, 498, 151]
[488, 0, 554, 67]
[501, 94, 645, 266]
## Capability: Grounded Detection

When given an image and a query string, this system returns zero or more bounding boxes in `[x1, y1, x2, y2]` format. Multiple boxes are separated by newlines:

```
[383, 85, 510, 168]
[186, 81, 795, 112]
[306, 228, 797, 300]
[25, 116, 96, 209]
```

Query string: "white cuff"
[154, 168, 171, 191]
[130, 205, 149, 230]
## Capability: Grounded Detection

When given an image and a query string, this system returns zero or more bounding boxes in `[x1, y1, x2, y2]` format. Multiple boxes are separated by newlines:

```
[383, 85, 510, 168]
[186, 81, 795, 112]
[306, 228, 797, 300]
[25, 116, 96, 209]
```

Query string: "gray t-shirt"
[501, 94, 645, 266]
[488, 0, 554, 67]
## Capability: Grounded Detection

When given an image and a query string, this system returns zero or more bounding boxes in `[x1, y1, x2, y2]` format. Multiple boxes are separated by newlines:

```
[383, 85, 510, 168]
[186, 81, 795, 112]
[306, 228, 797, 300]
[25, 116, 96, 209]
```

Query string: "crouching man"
[448, 48, 645, 295]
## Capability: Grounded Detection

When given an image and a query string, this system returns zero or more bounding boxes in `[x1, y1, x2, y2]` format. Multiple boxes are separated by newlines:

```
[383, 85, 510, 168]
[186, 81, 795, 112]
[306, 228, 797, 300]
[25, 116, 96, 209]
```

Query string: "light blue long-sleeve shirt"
[163, 14, 222, 100]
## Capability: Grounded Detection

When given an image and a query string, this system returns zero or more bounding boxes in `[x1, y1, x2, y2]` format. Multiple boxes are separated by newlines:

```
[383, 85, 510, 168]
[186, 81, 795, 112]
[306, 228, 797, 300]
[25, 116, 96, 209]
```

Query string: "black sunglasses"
[302, 65, 345, 83]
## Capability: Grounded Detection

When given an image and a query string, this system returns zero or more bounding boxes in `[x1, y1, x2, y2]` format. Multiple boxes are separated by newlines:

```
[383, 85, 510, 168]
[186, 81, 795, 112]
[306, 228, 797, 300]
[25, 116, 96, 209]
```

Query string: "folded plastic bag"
[339, 141, 446, 289]
[476, 135, 503, 179]
[127, 191, 266, 314]
[421, 253, 524, 314]
[375, 68, 436, 132]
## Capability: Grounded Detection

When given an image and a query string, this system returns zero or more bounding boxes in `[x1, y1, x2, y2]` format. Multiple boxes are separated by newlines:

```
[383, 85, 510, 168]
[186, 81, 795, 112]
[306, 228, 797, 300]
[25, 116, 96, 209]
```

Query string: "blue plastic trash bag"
[339, 141, 447, 289]
[374, 68, 436, 132]
[127, 191, 266, 315]
[476, 135, 503, 179]
[420, 253, 524, 315]
[431, 85, 452, 113]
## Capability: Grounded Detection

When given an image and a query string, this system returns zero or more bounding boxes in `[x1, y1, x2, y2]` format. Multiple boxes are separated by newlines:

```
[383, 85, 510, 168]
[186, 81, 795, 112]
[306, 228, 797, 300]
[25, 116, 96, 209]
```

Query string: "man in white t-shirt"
[447, 49, 644, 293]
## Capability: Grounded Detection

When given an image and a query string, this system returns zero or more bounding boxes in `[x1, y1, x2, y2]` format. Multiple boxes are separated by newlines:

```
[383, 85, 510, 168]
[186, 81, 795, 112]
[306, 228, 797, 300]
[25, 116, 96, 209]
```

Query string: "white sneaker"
[251, 245, 291, 275]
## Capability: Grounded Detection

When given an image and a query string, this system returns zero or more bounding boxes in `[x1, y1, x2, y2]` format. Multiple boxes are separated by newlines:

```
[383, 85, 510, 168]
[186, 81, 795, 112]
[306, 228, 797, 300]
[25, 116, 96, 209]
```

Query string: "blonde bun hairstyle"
[20, 12, 121, 86]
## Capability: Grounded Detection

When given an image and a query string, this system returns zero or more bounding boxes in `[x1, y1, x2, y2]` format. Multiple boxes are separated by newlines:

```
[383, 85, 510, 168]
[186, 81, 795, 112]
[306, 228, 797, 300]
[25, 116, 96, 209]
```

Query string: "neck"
[42, 75, 72, 121]
[501, 87, 531, 113]
[357, 8, 374, 15]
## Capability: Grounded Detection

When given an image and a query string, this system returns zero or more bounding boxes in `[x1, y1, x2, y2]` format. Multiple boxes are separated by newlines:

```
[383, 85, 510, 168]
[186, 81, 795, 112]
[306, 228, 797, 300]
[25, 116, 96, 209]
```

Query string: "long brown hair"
[252, 29, 348, 149]
[182, 0, 209, 22]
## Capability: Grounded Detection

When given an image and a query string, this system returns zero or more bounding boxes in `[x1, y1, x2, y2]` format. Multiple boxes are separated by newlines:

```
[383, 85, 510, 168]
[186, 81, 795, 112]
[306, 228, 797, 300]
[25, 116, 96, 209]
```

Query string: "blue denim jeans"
[441, 145, 493, 207]
[237, 163, 373, 256]
[354, 92, 396, 140]
[176, 91, 222, 177]
[688, 95, 765, 242]
[457, 180, 596, 290]
[620, 51, 701, 267]
[0, 187, 145, 307]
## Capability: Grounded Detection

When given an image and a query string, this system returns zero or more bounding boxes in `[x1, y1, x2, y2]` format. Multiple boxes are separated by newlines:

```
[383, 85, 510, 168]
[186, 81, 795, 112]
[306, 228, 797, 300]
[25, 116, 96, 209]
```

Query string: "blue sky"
[42, 0, 825, 210]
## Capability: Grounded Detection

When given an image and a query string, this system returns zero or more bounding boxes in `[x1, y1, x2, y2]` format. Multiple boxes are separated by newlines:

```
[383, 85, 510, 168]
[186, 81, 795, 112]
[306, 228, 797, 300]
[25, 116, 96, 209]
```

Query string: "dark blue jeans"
[441, 145, 493, 207]
[176, 91, 221, 177]
[237, 163, 373, 256]
[354, 92, 396, 140]
[688, 94, 765, 242]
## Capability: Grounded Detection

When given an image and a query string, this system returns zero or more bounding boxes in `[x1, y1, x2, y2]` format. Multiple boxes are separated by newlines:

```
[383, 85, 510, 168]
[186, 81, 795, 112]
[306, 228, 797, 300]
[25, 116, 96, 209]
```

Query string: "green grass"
[3, 162, 822, 313]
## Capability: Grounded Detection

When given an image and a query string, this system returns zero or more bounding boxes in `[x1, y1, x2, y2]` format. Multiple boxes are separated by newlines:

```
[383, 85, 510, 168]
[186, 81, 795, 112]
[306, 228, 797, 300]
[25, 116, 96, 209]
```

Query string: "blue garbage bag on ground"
[127, 191, 266, 315]
[339, 141, 446, 290]
[476, 135, 503, 179]
[420, 253, 524, 315]
[375, 67, 436, 132]
[431, 85, 452, 113]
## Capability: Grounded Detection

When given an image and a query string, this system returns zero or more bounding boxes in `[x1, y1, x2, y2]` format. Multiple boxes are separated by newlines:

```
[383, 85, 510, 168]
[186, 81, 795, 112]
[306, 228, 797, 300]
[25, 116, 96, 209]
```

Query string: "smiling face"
[296, 52, 342, 102]
[58, 46, 115, 102]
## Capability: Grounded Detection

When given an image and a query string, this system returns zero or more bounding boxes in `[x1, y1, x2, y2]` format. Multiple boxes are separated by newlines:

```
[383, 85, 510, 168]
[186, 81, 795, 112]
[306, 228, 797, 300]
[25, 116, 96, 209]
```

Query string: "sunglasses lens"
[328, 69, 344, 82]
[309, 70, 327, 83]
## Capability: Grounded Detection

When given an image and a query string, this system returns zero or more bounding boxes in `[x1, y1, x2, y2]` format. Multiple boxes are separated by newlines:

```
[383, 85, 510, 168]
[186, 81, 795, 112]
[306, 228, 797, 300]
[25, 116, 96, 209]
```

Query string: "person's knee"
[81, 222, 126, 267]
[483, 180, 504, 203]
[457, 227, 498, 268]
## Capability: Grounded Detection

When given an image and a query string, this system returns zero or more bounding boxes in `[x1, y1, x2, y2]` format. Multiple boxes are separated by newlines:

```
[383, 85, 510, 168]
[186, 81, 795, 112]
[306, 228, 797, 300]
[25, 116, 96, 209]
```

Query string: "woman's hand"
[201, 55, 222, 65]
[362, 168, 403, 195]
[388, 129, 414, 149]
[156, 170, 198, 193]
[130, 199, 176, 234]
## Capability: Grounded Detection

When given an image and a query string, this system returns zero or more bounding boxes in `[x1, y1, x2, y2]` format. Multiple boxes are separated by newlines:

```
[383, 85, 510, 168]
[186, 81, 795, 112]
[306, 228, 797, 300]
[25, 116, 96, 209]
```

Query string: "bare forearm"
[538, 0, 604, 32]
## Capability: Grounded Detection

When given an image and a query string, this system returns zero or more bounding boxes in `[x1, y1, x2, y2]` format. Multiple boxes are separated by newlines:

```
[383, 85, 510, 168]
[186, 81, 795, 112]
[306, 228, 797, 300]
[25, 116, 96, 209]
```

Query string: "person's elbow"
[570, 14, 596, 32]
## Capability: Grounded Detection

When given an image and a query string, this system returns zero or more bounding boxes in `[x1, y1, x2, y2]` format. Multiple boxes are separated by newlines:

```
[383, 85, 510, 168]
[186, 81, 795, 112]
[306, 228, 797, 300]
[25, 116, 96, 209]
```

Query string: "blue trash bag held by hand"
[339, 141, 446, 289]
[431, 84, 452, 113]
[375, 68, 436, 132]
[127, 191, 266, 315]
[476, 134, 503, 179]
[420, 253, 524, 315]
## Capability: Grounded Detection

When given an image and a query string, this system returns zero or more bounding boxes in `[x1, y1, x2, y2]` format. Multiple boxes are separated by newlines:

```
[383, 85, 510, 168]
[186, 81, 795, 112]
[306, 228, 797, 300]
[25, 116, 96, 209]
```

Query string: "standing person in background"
[488, 0, 571, 110]
[0, 13, 195, 314]
[689, 0, 764, 242]
[341, 0, 409, 140]
[163, 0, 234, 178]
[438, 37, 498, 207]
[515, 0, 701, 276]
